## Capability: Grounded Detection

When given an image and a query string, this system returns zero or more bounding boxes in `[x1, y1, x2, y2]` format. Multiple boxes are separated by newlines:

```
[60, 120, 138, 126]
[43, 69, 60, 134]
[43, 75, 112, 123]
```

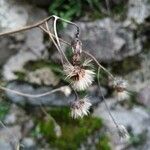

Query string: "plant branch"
[83, 51, 114, 79]
[0, 16, 54, 36]
[0, 15, 114, 78]
[0, 85, 62, 98]
[97, 67, 120, 131]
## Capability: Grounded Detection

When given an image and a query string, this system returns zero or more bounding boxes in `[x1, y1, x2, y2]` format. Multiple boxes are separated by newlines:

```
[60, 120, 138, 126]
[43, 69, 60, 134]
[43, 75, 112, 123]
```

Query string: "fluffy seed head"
[116, 90, 129, 101]
[63, 62, 95, 91]
[70, 98, 92, 119]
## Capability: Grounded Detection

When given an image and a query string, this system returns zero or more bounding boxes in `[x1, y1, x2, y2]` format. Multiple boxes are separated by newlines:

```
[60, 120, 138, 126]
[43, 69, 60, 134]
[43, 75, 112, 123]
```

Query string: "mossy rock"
[34, 107, 109, 150]
[111, 56, 142, 75]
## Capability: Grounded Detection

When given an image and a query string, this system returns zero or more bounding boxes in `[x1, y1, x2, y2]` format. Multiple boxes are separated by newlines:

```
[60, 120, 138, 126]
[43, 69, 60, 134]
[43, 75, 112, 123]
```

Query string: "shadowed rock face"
[0, 0, 48, 66]
[127, 0, 150, 24]
[60, 18, 142, 63]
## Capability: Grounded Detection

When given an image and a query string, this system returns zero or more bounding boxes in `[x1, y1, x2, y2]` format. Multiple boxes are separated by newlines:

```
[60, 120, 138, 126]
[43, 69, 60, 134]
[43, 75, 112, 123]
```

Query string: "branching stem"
[0, 85, 62, 98]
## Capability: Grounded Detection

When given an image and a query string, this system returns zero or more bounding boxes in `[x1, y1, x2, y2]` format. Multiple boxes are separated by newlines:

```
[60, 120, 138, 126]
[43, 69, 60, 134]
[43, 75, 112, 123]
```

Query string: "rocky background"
[0, 0, 150, 150]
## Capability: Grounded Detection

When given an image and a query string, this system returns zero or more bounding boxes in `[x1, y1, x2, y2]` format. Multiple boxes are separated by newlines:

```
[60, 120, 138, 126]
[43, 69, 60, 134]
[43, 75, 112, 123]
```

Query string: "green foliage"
[24, 60, 66, 81]
[111, 2, 127, 20]
[129, 131, 147, 147]
[34, 107, 103, 150]
[0, 101, 10, 120]
[49, 0, 103, 22]
[96, 135, 111, 150]
[14, 71, 26, 80]
[24, 60, 63, 74]
[111, 56, 142, 75]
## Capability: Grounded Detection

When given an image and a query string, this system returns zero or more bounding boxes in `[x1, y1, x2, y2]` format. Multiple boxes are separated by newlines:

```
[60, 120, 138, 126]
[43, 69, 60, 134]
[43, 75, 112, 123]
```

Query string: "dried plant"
[0, 15, 130, 143]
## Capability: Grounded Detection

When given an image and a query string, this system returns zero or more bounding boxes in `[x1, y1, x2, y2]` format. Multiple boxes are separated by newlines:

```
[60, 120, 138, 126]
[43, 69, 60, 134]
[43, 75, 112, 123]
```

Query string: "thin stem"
[0, 85, 62, 98]
[0, 16, 54, 36]
[83, 51, 114, 79]
[53, 17, 71, 64]
[97, 67, 119, 130]
[40, 105, 59, 126]
[55, 15, 80, 38]
[105, 0, 111, 17]
[41, 23, 64, 64]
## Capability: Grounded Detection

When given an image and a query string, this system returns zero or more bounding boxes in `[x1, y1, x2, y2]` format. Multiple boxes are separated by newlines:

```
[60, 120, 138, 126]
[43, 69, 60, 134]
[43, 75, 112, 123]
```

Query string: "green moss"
[49, 0, 104, 22]
[129, 131, 147, 147]
[24, 60, 63, 74]
[96, 135, 111, 150]
[111, 2, 127, 20]
[111, 56, 142, 75]
[0, 101, 10, 120]
[23, 60, 66, 81]
[34, 107, 103, 150]
[14, 71, 26, 80]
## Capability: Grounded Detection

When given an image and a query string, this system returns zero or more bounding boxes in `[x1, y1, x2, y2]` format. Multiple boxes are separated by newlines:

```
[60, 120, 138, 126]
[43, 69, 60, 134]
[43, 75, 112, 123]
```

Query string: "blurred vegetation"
[0, 99, 10, 120]
[96, 134, 111, 150]
[110, 55, 142, 75]
[48, 0, 127, 22]
[129, 130, 148, 147]
[49, 0, 103, 21]
[32, 107, 110, 150]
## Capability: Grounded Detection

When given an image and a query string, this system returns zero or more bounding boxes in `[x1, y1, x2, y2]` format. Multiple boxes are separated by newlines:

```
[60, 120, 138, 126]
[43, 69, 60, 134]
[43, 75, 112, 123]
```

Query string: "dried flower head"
[113, 77, 129, 100]
[118, 125, 130, 141]
[71, 38, 82, 54]
[113, 77, 128, 91]
[70, 97, 92, 119]
[60, 86, 71, 97]
[116, 90, 129, 101]
[63, 61, 95, 91]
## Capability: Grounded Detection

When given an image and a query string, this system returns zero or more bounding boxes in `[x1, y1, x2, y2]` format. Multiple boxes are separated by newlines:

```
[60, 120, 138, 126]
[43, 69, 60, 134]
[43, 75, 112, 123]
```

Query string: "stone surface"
[0, 125, 21, 150]
[61, 18, 142, 63]
[2, 28, 48, 80]
[4, 104, 27, 125]
[26, 67, 60, 86]
[93, 98, 150, 150]
[127, 0, 150, 24]
[137, 86, 150, 107]
[0, 0, 48, 66]
[21, 137, 36, 150]
[0, 140, 12, 150]
[125, 51, 150, 92]
[0, 0, 47, 32]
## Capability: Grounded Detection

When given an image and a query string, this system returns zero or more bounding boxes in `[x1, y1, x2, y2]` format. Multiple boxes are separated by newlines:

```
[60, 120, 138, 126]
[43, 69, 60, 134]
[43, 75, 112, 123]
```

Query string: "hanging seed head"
[112, 77, 129, 100]
[113, 77, 128, 92]
[71, 38, 82, 54]
[117, 125, 130, 141]
[70, 97, 92, 119]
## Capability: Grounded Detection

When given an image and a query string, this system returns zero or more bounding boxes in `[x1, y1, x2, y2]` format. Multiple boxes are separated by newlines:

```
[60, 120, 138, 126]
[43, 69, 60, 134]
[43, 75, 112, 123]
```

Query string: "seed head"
[118, 125, 130, 141]
[113, 77, 128, 92]
[60, 86, 71, 97]
[63, 62, 95, 91]
[70, 98, 92, 119]
[112, 77, 129, 100]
